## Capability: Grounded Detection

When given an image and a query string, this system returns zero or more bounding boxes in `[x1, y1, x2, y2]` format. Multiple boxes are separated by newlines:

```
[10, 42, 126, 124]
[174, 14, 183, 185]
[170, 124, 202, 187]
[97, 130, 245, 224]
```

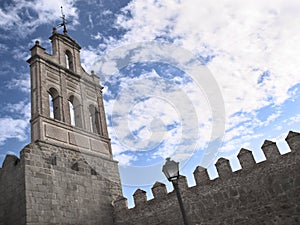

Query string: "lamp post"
[162, 158, 189, 225]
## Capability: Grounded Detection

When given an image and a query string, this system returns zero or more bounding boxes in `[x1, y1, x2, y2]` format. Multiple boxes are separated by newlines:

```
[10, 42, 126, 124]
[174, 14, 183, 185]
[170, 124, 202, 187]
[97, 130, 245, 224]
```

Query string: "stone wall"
[0, 141, 122, 225]
[113, 131, 300, 225]
[0, 155, 26, 225]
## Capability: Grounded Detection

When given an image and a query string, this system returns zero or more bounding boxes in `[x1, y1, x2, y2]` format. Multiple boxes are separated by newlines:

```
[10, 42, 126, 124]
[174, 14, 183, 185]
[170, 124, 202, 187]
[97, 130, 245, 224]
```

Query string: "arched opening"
[89, 105, 101, 134]
[69, 101, 75, 126]
[48, 88, 61, 120]
[69, 95, 82, 128]
[49, 94, 54, 119]
[65, 50, 73, 71]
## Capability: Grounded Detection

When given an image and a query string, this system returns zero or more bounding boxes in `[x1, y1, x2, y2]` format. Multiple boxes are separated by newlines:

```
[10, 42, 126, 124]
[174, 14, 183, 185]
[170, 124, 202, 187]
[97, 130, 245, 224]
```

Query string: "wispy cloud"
[5, 101, 31, 120]
[0, 100, 30, 145]
[0, 0, 78, 38]
[6, 74, 30, 93]
[104, 67, 214, 164]
[0, 118, 28, 145]
[96, 0, 300, 165]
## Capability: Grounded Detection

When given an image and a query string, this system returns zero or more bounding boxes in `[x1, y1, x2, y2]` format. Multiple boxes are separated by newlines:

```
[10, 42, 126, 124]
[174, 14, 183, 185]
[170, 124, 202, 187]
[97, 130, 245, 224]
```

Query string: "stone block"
[261, 140, 281, 162]
[285, 131, 300, 152]
[193, 166, 210, 185]
[151, 182, 167, 198]
[68, 132, 89, 149]
[45, 124, 68, 142]
[2, 155, 19, 168]
[90, 139, 109, 155]
[215, 157, 232, 178]
[178, 175, 188, 190]
[133, 189, 147, 207]
[113, 196, 128, 211]
[237, 148, 256, 170]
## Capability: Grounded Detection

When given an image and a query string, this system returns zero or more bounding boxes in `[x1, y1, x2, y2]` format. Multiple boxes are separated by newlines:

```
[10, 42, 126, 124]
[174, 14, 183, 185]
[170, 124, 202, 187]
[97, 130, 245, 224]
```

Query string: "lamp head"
[162, 157, 180, 181]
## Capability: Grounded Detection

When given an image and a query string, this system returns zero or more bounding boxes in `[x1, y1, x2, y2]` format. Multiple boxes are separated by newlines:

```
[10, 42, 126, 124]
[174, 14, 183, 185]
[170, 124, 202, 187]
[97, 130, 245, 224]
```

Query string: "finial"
[59, 6, 68, 34]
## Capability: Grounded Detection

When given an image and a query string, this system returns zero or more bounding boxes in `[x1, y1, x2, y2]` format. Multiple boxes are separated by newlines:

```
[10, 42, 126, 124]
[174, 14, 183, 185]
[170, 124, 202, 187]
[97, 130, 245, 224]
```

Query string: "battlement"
[2, 154, 20, 168]
[113, 131, 300, 225]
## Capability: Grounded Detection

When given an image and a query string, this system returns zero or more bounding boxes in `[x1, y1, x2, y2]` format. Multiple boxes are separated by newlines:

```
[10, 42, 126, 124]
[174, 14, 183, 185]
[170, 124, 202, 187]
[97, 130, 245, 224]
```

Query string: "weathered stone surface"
[113, 132, 300, 225]
[151, 182, 167, 198]
[45, 124, 68, 142]
[0, 154, 26, 225]
[133, 189, 147, 207]
[215, 157, 232, 178]
[0, 141, 122, 225]
[261, 140, 281, 162]
[286, 131, 300, 152]
[68, 132, 90, 148]
[237, 148, 256, 170]
[193, 166, 210, 185]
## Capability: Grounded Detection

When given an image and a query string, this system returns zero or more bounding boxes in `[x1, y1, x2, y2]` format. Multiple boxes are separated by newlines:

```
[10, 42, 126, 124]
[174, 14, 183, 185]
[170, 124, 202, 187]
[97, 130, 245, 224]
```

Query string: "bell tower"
[28, 27, 111, 156]
[22, 27, 122, 224]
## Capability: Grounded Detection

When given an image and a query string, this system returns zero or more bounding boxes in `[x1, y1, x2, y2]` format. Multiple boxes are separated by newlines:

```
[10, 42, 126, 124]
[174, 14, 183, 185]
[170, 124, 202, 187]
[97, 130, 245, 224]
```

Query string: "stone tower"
[0, 28, 122, 225]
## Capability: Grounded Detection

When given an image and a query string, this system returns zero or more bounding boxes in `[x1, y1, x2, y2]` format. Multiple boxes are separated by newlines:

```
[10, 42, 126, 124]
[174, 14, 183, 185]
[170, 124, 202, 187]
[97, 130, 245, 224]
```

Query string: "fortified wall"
[0, 141, 122, 225]
[113, 131, 300, 225]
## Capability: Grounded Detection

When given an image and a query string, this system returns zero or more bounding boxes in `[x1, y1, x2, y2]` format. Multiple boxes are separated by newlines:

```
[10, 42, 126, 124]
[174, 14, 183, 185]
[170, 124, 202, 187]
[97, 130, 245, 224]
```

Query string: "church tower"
[28, 27, 111, 154]
[0, 28, 122, 225]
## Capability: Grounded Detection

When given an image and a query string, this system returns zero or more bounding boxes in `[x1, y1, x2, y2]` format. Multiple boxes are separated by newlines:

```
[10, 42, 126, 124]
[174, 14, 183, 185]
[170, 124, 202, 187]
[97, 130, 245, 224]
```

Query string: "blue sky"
[1, 0, 300, 207]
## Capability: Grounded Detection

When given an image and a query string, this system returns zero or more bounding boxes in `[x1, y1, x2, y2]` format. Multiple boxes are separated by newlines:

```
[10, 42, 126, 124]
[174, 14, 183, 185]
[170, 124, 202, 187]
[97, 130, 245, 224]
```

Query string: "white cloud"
[104, 68, 214, 165]
[11, 48, 31, 61]
[0, 117, 28, 145]
[101, 0, 300, 163]
[6, 74, 30, 93]
[0, 0, 78, 38]
[5, 101, 31, 120]
[81, 47, 102, 73]
[0, 101, 30, 146]
[113, 153, 137, 166]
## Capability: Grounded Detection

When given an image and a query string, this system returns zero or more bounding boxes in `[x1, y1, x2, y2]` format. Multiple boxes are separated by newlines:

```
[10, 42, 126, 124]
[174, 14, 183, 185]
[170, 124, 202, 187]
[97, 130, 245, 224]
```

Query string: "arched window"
[69, 101, 75, 126]
[89, 105, 100, 134]
[49, 94, 54, 119]
[48, 88, 61, 120]
[65, 50, 73, 71]
[69, 95, 82, 128]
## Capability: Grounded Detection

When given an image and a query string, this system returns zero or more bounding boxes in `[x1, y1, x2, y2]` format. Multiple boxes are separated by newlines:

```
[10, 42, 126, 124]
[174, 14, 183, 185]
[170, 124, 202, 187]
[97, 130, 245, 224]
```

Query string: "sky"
[0, 0, 300, 208]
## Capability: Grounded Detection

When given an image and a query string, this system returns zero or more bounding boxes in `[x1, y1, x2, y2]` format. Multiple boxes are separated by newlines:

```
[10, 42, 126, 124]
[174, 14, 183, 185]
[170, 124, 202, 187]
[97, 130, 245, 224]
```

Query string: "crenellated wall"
[113, 131, 300, 225]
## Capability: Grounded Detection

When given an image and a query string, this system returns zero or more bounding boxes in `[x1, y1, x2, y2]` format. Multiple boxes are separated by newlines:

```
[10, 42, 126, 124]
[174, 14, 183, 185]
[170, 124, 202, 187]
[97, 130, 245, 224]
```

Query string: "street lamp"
[162, 158, 189, 225]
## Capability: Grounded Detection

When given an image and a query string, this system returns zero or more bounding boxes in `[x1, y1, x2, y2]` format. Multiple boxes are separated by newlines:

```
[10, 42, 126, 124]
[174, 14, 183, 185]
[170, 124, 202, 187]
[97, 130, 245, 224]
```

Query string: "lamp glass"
[162, 157, 179, 181]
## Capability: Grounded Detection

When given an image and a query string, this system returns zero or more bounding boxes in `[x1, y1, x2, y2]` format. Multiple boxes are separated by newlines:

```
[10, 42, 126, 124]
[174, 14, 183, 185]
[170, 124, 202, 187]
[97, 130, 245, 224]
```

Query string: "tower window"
[89, 105, 101, 134]
[65, 50, 73, 71]
[48, 88, 61, 120]
[69, 101, 75, 126]
[69, 95, 82, 128]
[49, 94, 54, 119]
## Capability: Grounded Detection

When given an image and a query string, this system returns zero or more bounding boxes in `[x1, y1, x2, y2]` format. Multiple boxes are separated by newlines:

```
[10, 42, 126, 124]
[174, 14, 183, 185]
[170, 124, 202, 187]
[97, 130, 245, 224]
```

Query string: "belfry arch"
[65, 50, 73, 70]
[89, 104, 101, 134]
[48, 87, 61, 120]
[68, 95, 83, 128]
